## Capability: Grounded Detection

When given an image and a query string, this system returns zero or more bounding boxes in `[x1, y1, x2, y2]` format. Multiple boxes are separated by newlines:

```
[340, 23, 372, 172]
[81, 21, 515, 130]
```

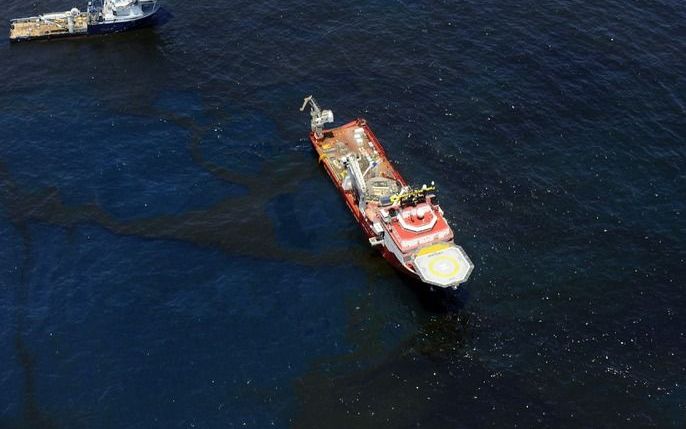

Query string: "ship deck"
[311, 119, 408, 238]
[314, 119, 404, 188]
[10, 14, 88, 41]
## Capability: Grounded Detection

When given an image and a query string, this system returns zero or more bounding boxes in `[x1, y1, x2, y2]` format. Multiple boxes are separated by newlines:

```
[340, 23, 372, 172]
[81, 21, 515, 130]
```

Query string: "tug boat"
[300, 97, 474, 289]
[9, 0, 160, 42]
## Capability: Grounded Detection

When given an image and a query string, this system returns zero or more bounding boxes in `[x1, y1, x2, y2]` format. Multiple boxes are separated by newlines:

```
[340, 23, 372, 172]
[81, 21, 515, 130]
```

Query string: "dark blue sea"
[1, 0, 685, 427]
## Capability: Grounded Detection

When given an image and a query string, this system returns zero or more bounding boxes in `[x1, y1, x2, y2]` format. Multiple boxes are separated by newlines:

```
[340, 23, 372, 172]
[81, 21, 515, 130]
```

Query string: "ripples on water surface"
[0, 0, 685, 427]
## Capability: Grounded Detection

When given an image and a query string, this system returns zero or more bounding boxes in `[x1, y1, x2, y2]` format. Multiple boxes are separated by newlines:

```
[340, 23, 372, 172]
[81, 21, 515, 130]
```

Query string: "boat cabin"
[101, 0, 144, 19]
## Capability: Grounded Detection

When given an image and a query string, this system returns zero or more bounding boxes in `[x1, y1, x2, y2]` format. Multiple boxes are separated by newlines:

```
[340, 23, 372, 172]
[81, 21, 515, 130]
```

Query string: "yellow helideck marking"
[428, 255, 460, 278]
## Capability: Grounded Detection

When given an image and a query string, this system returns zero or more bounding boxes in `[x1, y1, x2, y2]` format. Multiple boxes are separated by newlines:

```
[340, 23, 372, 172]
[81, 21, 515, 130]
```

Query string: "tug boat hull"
[9, 1, 160, 43]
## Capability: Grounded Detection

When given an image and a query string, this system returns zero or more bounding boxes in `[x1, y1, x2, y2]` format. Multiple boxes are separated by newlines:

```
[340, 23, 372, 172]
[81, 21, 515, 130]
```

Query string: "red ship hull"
[303, 100, 473, 289]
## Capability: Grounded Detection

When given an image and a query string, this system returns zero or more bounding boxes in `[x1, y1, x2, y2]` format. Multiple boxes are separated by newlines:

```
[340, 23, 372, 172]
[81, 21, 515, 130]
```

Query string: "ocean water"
[1, 0, 685, 427]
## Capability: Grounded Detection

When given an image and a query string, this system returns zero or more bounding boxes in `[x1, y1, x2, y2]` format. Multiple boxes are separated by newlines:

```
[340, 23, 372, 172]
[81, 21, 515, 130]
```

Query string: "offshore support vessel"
[9, 0, 160, 43]
[300, 97, 474, 289]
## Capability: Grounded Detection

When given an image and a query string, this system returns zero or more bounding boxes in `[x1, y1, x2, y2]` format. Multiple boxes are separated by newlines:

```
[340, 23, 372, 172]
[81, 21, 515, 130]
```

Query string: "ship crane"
[344, 155, 367, 196]
[300, 96, 334, 139]
[38, 15, 65, 29]
[67, 8, 80, 33]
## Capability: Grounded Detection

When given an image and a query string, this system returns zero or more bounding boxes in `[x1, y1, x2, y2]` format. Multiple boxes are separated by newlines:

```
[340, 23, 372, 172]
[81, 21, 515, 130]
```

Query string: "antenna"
[300, 96, 334, 139]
